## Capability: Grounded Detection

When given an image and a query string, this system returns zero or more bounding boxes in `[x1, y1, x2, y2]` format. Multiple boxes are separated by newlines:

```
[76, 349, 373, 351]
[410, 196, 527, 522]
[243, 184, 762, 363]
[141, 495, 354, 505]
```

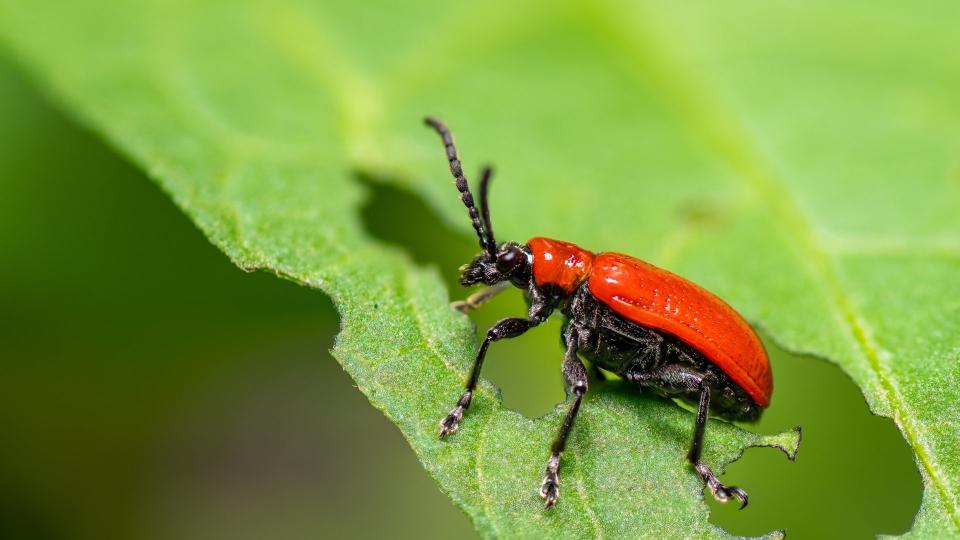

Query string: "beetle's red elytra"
[425, 117, 772, 510]
[589, 251, 772, 407]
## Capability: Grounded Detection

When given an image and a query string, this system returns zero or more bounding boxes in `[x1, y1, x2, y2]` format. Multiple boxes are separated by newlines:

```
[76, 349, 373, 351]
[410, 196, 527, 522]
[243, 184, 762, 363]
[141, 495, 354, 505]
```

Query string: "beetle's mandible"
[425, 117, 772, 509]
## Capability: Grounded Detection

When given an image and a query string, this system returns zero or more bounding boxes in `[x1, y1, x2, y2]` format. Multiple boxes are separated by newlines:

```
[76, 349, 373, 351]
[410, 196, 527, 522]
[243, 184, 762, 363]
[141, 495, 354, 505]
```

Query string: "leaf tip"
[753, 425, 803, 462]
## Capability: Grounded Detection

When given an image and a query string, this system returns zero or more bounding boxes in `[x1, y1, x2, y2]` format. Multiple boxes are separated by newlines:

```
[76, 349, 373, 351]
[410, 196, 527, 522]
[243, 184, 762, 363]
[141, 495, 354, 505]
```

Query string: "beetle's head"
[459, 242, 531, 287]
[425, 117, 531, 289]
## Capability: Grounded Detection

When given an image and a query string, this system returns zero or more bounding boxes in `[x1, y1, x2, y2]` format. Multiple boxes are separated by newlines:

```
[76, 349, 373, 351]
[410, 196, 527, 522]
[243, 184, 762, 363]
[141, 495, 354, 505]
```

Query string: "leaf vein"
[571, 443, 604, 539]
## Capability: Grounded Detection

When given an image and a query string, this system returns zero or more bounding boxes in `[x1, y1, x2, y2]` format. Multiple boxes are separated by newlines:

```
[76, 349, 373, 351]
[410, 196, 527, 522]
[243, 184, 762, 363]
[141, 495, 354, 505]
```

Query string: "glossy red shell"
[528, 237, 594, 295]
[589, 253, 771, 407]
[528, 237, 772, 407]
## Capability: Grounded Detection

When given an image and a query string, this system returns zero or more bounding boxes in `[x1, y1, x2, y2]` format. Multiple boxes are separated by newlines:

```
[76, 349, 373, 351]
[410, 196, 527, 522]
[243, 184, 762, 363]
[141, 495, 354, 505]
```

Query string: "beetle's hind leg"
[539, 327, 588, 508]
[632, 365, 749, 509]
[689, 381, 749, 509]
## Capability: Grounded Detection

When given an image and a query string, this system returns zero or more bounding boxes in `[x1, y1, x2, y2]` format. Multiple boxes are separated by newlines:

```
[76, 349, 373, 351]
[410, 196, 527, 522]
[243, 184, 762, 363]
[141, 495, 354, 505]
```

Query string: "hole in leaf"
[709, 339, 922, 538]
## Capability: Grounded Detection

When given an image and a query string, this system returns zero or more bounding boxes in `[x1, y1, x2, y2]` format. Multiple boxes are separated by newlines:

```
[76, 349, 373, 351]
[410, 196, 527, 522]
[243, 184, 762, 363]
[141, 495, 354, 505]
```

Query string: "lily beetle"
[425, 117, 772, 509]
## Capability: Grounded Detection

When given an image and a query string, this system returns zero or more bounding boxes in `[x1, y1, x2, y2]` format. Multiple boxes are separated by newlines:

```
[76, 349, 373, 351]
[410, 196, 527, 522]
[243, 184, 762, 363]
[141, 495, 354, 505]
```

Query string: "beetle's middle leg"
[539, 326, 588, 508]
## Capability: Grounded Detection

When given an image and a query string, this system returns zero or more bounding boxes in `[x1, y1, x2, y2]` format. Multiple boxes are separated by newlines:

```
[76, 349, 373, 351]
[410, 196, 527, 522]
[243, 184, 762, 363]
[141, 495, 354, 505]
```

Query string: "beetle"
[424, 117, 772, 509]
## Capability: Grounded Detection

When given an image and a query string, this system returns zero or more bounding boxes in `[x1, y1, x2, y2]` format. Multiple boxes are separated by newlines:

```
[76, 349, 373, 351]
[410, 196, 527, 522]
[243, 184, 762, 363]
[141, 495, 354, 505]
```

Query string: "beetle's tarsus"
[450, 300, 471, 313]
[438, 406, 464, 438]
[696, 461, 748, 509]
[711, 483, 749, 509]
[540, 476, 559, 508]
[539, 454, 561, 509]
[724, 486, 749, 509]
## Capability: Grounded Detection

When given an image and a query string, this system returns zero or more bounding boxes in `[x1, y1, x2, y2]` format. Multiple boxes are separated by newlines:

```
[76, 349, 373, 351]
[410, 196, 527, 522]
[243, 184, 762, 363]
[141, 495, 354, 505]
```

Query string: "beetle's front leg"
[439, 315, 543, 437]
[451, 281, 511, 313]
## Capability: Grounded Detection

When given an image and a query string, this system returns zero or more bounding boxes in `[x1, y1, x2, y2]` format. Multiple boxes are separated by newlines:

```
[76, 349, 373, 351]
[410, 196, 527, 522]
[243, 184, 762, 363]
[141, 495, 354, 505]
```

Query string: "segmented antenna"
[478, 166, 495, 252]
[424, 117, 497, 257]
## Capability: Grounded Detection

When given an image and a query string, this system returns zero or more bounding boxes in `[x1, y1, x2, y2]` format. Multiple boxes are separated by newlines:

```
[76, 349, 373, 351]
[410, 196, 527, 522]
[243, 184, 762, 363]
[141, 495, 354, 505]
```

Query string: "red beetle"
[426, 117, 771, 509]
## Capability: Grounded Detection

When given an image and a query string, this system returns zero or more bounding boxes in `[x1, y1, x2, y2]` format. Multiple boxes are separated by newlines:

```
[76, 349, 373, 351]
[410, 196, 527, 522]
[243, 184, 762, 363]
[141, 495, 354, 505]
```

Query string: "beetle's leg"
[630, 365, 749, 509]
[688, 382, 749, 509]
[540, 327, 587, 508]
[439, 316, 543, 437]
[451, 281, 511, 313]
[628, 361, 705, 390]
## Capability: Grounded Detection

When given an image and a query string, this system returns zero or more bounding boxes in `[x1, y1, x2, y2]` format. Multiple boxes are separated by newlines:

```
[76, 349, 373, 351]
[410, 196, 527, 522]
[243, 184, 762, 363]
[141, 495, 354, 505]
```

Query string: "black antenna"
[424, 117, 496, 257]
[478, 166, 496, 252]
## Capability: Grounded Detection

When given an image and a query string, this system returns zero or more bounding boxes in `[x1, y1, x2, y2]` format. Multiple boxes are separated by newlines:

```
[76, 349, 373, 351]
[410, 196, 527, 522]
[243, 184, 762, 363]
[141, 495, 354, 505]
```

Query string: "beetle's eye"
[496, 246, 523, 273]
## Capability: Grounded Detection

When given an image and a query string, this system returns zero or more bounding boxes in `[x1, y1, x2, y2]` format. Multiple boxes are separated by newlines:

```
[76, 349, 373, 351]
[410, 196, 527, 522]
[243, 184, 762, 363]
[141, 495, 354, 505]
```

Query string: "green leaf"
[1, 1, 956, 538]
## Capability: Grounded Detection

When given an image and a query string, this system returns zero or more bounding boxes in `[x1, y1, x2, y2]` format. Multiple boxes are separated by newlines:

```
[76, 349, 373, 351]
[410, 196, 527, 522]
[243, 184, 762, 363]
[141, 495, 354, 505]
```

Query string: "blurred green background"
[0, 47, 922, 540]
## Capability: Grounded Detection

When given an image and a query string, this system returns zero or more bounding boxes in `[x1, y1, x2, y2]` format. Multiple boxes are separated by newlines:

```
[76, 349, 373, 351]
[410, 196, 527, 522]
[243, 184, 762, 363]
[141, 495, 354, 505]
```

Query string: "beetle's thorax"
[527, 237, 595, 297]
